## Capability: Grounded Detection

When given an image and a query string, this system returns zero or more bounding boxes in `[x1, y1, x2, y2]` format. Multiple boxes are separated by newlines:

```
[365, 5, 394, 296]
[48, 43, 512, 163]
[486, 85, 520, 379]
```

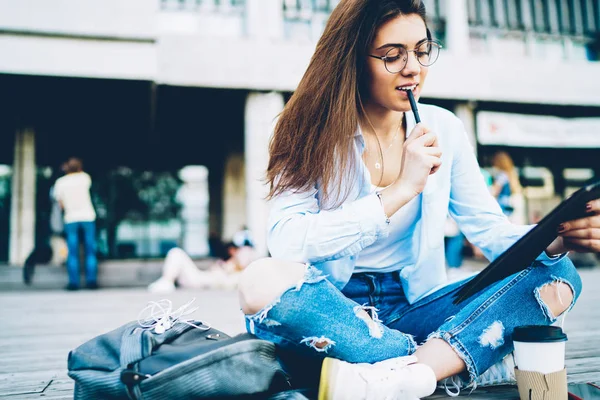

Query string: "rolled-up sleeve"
[268, 187, 389, 264]
[447, 116, 563, 263]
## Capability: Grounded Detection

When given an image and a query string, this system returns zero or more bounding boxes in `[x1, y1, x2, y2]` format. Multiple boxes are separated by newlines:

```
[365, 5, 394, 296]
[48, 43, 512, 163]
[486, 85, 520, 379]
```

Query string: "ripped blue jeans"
[245, 256, 581, 385]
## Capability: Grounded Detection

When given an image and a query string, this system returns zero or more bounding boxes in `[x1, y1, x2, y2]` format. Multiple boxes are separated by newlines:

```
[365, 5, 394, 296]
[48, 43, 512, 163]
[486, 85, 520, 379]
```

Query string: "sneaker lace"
[441, 353, 516, 397]
[443, 376, 461, 397]
[478, 354, 515, 386]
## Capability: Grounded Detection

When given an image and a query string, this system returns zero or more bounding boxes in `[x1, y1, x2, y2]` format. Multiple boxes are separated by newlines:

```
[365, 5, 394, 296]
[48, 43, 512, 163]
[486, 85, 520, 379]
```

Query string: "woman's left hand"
[557, 199, 600, 253]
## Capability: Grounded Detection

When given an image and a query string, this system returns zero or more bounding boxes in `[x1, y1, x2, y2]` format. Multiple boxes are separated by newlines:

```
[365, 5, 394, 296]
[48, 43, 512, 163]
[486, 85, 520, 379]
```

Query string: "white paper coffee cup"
[513, 325, 567, 374]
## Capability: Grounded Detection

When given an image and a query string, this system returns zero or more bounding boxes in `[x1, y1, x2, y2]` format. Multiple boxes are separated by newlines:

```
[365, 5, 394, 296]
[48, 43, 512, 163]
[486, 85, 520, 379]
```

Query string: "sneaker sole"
[318, 357, 340, 400]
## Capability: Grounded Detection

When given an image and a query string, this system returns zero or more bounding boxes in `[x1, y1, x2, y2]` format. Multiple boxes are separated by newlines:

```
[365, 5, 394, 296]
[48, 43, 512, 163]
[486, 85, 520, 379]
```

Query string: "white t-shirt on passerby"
[53, 172, 96, 224]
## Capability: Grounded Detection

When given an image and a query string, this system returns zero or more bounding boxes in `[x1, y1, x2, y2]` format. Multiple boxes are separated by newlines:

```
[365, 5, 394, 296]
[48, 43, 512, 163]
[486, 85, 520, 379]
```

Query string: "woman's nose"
[402, 52, 422, 76]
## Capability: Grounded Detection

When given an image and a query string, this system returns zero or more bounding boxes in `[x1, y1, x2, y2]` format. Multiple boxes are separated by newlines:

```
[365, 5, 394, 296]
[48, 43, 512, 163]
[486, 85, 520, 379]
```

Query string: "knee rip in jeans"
[478, 321, 505, 350]
[298, 305, 388, 353]
[353, 305, 384, 339]
[248, 265, 328, 330]
[300, 336, 336, 352]
[535, 276, 576, 322]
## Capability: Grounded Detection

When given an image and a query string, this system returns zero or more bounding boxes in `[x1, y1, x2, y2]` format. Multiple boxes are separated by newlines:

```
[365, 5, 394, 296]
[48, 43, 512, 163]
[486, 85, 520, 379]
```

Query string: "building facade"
[0, 0, 599, 264]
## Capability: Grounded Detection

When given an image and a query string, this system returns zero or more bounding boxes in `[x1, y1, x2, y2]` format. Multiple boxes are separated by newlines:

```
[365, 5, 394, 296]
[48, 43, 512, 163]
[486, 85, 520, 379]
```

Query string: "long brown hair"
[492, 151, 522, 194]
[267, 0, 429, 208]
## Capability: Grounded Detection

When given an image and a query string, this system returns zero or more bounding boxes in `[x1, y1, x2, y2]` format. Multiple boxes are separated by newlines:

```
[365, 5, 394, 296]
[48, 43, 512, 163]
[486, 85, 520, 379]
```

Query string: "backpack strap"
[120, 322, 202, 399]
[120, 321, 195, 366]
[120, 327, 148, 367]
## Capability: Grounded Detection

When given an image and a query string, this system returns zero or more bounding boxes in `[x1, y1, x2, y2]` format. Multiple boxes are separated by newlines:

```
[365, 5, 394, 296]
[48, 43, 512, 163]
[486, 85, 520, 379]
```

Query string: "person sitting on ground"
[148, 241, 258, 293]
[237, 2, 595, 399]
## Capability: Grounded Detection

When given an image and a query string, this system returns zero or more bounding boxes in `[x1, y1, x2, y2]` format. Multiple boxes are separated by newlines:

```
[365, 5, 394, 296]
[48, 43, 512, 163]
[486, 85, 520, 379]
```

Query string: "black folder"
[453, 180, 600, 305]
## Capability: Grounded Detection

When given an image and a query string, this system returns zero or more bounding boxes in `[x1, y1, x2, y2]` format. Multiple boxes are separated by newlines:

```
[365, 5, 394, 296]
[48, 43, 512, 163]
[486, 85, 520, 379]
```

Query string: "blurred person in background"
[491, 151, 525, 224]
[148, 239, 258, 293]
[236, 1, 596, 398]
[53, 157, 98, 290]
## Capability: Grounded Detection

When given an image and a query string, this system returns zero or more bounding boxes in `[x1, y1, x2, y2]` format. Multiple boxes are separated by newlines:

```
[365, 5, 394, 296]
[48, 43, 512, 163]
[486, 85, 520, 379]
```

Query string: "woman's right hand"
[378, 123, 442, 219]
[397, 123, 442, 197]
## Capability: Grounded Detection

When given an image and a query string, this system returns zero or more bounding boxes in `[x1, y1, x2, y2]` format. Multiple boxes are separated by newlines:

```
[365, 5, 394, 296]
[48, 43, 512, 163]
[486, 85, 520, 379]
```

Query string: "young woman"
[490, 150, 523, 219]
[238, 1, 595, 398]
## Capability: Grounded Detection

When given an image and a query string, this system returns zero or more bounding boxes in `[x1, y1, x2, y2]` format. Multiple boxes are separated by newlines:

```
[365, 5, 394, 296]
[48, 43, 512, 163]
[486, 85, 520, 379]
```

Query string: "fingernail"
[558, 224, 565, 233]
[586, 203, 592, 211]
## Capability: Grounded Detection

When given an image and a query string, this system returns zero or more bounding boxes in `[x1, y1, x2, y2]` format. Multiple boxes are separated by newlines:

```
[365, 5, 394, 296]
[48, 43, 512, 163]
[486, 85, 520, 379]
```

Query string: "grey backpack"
[68, 320, 301, 399]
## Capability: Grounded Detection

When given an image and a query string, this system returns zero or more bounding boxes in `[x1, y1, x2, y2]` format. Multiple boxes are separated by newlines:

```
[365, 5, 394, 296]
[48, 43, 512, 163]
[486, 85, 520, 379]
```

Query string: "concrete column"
[9, 128, 36, 266]
[246, 0, 284, 39]
[454, 102, 477, 154]
[445, 0, 470, 55]
[177, 165, 210, 257]
[222, 152, 246, 241]
[244, 91, 284, 257]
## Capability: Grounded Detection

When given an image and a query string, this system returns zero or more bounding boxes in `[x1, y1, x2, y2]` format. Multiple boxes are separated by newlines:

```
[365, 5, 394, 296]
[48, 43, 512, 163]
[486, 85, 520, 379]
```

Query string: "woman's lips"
[396, 84, 418, 98]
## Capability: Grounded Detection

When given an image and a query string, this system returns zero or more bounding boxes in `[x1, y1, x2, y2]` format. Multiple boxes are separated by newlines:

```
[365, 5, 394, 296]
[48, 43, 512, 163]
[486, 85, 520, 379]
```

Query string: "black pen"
[407, 89, 421, 124]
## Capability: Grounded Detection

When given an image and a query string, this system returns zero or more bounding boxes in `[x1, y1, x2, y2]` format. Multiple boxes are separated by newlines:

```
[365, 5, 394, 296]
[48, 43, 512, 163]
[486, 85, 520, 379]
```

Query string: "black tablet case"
[453, 180, 600, 304]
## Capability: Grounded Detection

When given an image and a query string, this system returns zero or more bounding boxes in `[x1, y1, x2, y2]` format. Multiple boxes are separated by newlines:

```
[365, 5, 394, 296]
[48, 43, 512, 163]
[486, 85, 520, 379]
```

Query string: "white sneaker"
[147, 278, 176, 293]
[440, 354, 516, 397]
[477, 354, 516, 386]
[319, 355, 437, 400]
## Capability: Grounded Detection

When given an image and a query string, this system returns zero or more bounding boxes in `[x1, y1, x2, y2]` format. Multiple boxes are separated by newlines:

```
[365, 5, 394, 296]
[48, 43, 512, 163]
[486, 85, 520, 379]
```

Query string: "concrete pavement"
[1, 266, 599, 399]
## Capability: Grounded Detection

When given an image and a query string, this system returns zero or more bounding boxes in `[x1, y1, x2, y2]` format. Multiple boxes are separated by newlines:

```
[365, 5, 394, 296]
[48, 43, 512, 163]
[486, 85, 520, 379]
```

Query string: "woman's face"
[364, 14, 430, 113]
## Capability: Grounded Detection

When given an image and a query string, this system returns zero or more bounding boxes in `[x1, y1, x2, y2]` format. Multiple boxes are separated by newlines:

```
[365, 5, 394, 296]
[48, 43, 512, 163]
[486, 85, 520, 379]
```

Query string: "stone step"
[0, 258, 217, 291]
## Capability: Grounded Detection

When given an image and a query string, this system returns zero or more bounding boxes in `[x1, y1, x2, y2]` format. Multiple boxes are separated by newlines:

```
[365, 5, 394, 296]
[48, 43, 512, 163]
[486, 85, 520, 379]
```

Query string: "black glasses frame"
[368, 40, 443, 74]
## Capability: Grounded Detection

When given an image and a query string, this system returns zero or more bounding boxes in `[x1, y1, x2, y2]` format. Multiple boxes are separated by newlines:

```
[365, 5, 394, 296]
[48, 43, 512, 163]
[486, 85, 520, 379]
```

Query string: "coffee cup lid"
[513, 325, 567, 343]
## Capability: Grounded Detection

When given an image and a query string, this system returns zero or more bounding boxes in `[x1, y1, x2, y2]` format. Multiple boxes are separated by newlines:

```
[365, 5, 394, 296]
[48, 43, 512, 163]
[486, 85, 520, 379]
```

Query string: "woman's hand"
[558, 199, 600, 252]
[553, 199, 600, 253]
[379, 123, 442, 219]
[397, 123, 442, 197]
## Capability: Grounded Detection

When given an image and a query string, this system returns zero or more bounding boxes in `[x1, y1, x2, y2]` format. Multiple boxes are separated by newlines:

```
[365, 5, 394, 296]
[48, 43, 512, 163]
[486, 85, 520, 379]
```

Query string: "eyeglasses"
[368, 40, 442, 74]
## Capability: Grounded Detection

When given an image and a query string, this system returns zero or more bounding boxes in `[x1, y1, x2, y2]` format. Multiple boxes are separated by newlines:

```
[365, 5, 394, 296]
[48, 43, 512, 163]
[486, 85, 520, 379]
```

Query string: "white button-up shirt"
[267, 103, 562, 303]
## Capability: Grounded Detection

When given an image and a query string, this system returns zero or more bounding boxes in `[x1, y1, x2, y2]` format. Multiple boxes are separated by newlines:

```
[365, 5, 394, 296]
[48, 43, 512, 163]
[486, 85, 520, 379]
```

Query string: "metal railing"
[282, 0, 337, 17]
[467, 0, 599, 38]
[160, 0, 246, 12]
[282, 0, 337, 41]
[282, 0, 446, 40]
[281, 0, 597, 41]
[423, 0, 446, 40]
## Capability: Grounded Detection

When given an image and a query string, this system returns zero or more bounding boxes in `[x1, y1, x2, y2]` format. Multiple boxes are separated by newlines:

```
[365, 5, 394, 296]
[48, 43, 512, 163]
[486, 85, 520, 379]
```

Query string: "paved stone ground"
[1, 267, 599, 399]
[0, 258, 215, 291]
